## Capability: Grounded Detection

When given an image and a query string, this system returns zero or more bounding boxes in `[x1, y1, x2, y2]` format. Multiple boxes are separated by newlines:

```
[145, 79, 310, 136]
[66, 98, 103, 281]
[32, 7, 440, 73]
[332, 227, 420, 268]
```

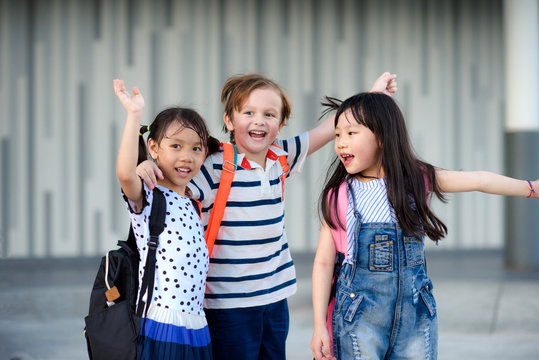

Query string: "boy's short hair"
[221, 74, 291, 129]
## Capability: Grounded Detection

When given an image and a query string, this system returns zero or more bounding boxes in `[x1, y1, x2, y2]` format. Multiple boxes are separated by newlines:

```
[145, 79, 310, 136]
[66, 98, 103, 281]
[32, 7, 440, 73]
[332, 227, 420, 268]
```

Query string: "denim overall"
[332, 186, 438, 360]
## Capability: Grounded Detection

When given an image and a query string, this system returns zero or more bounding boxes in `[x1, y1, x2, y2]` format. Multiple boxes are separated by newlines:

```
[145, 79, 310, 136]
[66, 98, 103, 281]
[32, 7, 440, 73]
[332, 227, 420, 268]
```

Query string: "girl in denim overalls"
[310, 92, 538, 360]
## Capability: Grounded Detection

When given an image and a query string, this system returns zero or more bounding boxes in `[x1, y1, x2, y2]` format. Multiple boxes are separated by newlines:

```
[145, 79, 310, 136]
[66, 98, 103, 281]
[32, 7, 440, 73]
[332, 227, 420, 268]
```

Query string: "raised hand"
[370, 72, 398, 96]
[113, 79, 145, 114]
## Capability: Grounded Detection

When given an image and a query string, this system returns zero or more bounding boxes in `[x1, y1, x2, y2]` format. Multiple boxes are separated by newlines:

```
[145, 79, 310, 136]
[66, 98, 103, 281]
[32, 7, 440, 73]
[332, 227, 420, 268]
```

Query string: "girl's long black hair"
[319, 92, 448, 242]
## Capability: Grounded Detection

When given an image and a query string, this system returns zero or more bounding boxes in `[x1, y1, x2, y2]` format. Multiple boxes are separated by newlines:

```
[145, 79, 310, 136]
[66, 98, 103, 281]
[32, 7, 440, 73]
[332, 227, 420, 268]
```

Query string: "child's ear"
[279, 118, 286, 130]
[223, 113, 235, 132]
[148, 138, 159, 160]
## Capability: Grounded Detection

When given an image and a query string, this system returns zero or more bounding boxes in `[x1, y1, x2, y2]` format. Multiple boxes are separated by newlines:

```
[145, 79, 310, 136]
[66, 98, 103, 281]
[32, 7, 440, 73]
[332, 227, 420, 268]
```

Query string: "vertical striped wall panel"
[0, 0, 505, 258]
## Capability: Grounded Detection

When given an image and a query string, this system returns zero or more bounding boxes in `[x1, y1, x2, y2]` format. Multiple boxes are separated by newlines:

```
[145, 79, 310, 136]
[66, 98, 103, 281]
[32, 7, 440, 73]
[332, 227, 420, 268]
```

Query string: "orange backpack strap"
[270, 144, 289, 200]
[204, 142, 237, 257]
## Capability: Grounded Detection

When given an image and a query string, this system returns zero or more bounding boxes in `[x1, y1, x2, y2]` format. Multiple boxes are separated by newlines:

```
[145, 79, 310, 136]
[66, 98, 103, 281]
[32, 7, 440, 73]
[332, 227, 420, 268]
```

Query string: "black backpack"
[84, 188, 202, 359]
[83, 187, 167, 360]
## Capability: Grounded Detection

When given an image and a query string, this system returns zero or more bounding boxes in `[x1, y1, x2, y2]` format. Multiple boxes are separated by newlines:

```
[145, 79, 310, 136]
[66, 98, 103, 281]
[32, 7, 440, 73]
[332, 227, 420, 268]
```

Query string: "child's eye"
[244, 111, 253, 116]
[265, 113, 276, 118]
[348, 131, 356, 136]
[193, 146, 203, 152]
[172, 144, 181, 149]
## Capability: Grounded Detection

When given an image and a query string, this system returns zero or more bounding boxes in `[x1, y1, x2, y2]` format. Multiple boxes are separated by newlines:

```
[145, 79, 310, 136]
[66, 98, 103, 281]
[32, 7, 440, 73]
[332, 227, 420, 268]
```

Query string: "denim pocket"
[404, 236, 424, 266]
[335, 287, 364, 322]
[419, 282, 436, 317]
[369, 235, 393, 271]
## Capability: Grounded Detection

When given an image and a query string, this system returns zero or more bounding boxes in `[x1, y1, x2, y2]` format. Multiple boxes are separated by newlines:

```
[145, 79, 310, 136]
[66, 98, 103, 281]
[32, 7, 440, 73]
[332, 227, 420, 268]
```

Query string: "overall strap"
[346, 179, 360, 220]
[136, 187, 166, 318]
[205, 142, 237, 257]
[346, 179, 363, 265]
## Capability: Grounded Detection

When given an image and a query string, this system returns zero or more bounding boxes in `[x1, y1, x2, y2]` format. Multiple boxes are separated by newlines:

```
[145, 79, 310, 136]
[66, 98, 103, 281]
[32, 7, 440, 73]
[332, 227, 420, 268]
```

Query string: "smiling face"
[224, 87, 284, 167]
[148, 122, 206, 195]
[335, 109, 384, 180]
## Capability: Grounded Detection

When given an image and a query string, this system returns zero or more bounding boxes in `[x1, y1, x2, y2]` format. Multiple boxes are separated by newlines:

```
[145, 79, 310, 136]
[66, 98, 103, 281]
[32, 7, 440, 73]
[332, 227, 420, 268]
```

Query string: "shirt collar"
[232, 143, 287, 170]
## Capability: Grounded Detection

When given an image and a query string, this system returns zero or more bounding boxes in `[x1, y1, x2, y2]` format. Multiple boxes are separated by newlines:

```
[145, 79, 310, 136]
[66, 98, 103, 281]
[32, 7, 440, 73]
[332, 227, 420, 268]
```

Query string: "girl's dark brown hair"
[320, 93, 448, 241]
[137, 107, 219, 165]
[220, 74, 291, 142]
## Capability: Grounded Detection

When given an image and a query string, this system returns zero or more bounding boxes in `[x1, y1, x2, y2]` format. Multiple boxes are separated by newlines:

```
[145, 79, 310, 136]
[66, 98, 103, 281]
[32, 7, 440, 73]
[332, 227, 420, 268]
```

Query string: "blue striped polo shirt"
[188, 132, 309, 309]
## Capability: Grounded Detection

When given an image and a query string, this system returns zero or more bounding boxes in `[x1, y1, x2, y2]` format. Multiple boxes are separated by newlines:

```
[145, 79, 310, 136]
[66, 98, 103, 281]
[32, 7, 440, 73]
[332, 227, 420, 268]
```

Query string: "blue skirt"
[138, 304, 212, 360]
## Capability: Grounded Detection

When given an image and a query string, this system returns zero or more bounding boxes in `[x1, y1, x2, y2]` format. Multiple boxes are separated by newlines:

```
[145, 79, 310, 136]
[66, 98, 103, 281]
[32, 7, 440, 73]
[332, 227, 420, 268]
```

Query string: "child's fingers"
[387, 80, 398, 94]
[380, 72, 396, 82]
[152, 164, 164, 180]
[113, 79, 119, 95]
[370, 72, 397, 93]
[322, 338, 334, 359]
[113, 79, 124, 94]
[137, 168, 157, 189]
[310, 338, 323, 360]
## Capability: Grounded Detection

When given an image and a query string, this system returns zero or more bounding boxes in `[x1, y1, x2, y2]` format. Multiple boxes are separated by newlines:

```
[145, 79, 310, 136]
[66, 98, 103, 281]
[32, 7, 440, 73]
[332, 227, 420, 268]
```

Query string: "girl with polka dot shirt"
[114, 79, 219, 360]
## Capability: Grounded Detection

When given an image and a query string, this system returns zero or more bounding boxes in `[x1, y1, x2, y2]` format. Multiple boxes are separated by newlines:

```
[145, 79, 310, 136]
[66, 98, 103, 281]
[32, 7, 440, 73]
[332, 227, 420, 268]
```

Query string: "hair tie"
[139, 125, 151, 137]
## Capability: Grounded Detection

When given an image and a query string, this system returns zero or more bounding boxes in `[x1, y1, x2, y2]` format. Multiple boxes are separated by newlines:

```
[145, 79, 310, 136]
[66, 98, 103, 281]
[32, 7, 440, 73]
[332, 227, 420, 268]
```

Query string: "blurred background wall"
[0, 0, 533, 259]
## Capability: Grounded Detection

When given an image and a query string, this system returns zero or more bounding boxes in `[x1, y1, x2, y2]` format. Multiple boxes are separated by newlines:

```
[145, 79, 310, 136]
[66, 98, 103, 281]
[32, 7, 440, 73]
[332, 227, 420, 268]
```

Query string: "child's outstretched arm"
[310, 221, 337, 360]
[114, 79, 146, 208]
[307, 72, 397, 156]
[435, 169, 539, 198]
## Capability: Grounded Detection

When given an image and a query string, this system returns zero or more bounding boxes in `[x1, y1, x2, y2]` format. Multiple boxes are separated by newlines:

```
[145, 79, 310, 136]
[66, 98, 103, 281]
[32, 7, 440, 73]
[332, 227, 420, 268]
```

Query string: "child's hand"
[113, 79, 145, 114]
[136, 160, 163, 190]
[310, 327, 336, 360]
[370, 72, 398, 96]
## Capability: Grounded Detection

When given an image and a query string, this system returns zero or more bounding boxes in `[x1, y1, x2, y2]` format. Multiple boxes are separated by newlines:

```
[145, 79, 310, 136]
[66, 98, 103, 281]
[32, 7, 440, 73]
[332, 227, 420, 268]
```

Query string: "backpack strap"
[191, 199, 202, 217]
[136, 187, 166, 318]
[270, 144, 289, 200]
[204, 143, 289, 257]
[204, 142, 237, 257]
[326, 181, 350, 354]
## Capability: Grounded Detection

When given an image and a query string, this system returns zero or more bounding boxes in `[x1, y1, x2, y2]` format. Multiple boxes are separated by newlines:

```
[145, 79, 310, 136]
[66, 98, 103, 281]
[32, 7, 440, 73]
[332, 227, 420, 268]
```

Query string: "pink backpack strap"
[329, 181, 349, 255]
[326, 181, 349, 355]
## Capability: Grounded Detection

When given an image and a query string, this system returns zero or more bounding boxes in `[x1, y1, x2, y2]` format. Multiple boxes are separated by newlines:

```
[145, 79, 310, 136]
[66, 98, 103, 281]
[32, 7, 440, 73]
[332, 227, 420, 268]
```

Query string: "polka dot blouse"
[124, 184, 209, 316]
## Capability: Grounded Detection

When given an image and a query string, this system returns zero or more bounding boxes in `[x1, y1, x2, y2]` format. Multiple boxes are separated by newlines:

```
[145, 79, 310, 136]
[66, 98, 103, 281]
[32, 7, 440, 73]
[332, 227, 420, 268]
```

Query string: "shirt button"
[350, 293, 356, 298]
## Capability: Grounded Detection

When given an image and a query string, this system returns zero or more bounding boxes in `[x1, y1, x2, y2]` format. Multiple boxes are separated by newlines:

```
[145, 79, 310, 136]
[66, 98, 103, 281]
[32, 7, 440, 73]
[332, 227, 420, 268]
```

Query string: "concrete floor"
[1, 249, 539, 360]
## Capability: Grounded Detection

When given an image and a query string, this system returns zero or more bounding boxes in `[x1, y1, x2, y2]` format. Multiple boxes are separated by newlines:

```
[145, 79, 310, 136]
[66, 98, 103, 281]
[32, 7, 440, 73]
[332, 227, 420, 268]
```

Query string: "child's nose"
[253, 114, 265, 124]
[179, 150, 193, 161]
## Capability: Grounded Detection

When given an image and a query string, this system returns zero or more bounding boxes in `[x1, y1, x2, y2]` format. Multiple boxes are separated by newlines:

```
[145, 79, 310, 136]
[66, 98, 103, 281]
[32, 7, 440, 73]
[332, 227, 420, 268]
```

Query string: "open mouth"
[176, 167, 191, 177]
[249, 130, 267, 139]
[340, 154, 354, 166]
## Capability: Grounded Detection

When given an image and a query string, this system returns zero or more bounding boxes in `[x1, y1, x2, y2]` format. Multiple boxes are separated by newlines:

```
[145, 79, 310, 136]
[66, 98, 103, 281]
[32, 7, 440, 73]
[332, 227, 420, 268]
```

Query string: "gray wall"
[0, 0, 506, 258]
